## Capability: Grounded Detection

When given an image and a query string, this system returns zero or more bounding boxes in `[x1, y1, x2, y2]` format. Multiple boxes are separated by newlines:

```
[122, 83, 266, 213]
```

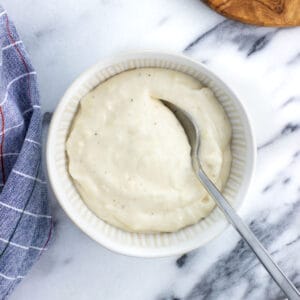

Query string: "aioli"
[66, 68, 232, 233]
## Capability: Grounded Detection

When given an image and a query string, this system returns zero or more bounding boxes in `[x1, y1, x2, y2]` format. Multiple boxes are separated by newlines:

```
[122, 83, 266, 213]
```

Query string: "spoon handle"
[196, 168, 300, 300]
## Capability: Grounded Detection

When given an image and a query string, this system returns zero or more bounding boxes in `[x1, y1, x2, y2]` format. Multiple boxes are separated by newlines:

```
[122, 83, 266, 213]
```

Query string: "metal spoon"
[161, 99, 300, 300]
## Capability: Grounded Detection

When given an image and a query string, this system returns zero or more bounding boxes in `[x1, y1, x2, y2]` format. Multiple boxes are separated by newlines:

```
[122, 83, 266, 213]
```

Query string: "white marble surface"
[2, 0, 300, 299]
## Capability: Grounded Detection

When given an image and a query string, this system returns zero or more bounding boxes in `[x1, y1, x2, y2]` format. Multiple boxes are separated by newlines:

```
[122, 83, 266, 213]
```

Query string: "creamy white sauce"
[66, 68, 232, 233]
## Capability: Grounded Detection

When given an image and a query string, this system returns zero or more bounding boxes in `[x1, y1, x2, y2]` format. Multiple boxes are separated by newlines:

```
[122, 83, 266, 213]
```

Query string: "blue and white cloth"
[0, 7, 52, 299]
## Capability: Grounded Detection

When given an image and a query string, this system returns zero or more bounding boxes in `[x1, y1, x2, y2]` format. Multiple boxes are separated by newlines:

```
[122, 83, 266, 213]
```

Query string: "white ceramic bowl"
[47, 52, 256, 257]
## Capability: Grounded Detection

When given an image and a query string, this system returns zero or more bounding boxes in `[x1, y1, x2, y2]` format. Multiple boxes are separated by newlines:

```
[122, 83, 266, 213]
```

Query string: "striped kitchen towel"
[0, 7, 52, 299]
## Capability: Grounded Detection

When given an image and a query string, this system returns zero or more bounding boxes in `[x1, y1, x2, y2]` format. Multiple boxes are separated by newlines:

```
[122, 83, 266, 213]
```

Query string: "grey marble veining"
[184, 20, 279, 54]
[1, 0, 300, 299]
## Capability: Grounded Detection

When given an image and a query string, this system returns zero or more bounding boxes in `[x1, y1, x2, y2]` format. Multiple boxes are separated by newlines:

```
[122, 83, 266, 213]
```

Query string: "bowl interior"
[47, 52, 255, 257]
